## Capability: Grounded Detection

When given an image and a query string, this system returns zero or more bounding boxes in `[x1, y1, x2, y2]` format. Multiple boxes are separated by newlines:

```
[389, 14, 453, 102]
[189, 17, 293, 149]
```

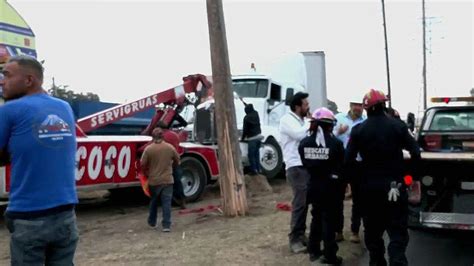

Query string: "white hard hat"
[350, 99, 363, 105]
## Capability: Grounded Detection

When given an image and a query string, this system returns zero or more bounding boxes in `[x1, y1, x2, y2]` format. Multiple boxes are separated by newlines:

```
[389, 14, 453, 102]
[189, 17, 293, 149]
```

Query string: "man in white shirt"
[333, 100, 366, 243]
[279, 92, 311, 254]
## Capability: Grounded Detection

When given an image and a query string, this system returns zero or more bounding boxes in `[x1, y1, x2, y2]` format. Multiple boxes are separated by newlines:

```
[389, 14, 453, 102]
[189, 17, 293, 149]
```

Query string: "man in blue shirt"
[0, 56, 79, 265]
[333, 100, 366, 244]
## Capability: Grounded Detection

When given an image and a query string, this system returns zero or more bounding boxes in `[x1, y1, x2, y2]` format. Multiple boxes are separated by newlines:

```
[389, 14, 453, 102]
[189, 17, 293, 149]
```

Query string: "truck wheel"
[180, 156, 207, 202]
[260, 137, 283, 179]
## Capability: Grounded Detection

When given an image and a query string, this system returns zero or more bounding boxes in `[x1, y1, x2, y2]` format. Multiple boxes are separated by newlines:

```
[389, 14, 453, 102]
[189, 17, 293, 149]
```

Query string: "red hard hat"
[363, 89, 388, 109]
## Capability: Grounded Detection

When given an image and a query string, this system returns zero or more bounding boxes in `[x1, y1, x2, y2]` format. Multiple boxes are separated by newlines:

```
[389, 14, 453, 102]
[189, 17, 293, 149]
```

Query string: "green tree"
[49, 83, 100, 102]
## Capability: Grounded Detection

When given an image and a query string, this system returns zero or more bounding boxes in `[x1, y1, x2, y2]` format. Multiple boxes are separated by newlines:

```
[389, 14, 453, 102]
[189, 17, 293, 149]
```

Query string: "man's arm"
[140, 149, 149, 175]
[279, 116, 309, 141]
[241, 116, 248, 141]
[334, 140, 345, 178]
[333, 121, 341, 136]
[172, 113, 188, 128]
[344, 127, 360, 167]
[401, 123, 421, 177]
[172, 148, 180, 168]
[402, 124, 420, 160]
[333, 114, 348, 136]
[298, 139, 306, 168]
[0, 107, 12, 165]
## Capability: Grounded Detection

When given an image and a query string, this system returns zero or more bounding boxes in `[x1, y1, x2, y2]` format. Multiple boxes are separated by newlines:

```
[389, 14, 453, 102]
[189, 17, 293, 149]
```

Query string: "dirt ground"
[0, 178, 366, 266]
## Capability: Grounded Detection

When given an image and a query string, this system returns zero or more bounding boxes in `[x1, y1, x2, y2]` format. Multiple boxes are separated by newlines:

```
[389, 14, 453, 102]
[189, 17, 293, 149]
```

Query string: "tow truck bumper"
[420, 212, 474, 230]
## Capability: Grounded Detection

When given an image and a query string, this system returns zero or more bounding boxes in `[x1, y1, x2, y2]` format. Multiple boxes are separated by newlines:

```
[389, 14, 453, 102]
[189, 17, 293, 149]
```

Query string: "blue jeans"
[172, 166, 186, 200]
[248, 139, 261, 174]
[148, 184, 173, 228]
[4, 209, 79, 266]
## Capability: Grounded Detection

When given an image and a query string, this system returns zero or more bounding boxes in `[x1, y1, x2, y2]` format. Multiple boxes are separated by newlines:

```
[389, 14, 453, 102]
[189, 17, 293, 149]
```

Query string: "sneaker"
[320, 255, 343, 265]
[162, 227, 171, 233]
[148, 222, 158, 230]
[350, 232, 361, 243]
[335, 232, 344, 242]
[289, 241, 307, 254]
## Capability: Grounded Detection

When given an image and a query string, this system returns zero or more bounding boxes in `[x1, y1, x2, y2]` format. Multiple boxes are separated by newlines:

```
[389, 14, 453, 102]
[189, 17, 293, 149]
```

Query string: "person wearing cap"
[345, 89, 420, 266]
[299, 107, 344, 265]
[156, 121, 186, 209]
[141, 127, 180, 232]
[279, 92, 311, 254]
[333, 100, 366, 243]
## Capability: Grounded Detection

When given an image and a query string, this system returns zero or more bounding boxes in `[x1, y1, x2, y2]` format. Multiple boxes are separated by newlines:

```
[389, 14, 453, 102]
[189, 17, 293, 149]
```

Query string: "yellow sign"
[0, 0, 36, 64]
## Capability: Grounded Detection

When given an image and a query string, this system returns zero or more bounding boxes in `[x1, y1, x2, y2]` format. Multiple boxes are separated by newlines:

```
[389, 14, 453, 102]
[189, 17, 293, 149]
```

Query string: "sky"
[7, 0, 474, 118]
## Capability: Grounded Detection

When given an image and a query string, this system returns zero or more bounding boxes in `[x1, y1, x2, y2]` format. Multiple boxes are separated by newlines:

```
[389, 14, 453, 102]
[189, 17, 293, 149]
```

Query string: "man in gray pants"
[279, 92, 311, 254]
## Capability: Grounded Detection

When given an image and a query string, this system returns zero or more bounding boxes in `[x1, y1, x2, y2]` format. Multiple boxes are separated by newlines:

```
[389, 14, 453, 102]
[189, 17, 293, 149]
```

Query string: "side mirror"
[285, 88, 294, 106]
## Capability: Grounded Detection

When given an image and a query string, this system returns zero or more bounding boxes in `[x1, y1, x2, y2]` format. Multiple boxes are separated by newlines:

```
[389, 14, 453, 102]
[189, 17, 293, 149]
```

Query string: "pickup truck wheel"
[180, 156, 207, 202]
[260, 138, 283, 179]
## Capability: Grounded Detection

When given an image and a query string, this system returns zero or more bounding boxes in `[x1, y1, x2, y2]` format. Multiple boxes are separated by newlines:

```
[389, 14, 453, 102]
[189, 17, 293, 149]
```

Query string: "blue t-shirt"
[333, 112, 366, 148]
[0, 93, 78, 212]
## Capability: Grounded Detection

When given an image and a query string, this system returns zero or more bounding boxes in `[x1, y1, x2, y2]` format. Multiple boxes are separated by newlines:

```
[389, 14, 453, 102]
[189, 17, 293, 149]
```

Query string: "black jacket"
[241, 104, 262, 140]
[299, 131, 345, 205]
[345, 113, 420, 193]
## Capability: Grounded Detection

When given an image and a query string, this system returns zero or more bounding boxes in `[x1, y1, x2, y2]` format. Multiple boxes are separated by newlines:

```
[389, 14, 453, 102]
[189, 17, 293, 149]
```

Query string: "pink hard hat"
[311, 107, 336, 123]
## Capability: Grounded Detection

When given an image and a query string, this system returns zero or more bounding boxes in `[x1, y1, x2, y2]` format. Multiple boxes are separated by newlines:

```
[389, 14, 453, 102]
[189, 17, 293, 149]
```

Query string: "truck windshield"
[429, 109, 474, 131]
[232, 79, 268, 98]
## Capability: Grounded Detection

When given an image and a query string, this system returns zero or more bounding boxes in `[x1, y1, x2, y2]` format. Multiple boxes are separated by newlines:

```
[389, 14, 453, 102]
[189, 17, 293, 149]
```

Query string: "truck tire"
[180, 156, 207, 202]
[260, 137, 283, 179]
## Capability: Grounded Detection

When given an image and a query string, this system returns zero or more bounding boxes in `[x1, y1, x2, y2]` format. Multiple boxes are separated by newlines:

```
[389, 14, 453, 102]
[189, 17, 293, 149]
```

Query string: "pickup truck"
[408, 98, 474, 230]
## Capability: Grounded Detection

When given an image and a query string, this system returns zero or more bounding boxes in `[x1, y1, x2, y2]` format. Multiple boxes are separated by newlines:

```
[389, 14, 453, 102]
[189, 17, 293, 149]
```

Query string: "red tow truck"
[0, 75, 220, 202]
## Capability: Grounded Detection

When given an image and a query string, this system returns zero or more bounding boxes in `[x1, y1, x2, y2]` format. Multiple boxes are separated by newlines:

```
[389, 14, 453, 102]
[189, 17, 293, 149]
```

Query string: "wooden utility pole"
[381, 0, 392, 107]
[422, 0, 427, 110]
[206, 0, 248, 216]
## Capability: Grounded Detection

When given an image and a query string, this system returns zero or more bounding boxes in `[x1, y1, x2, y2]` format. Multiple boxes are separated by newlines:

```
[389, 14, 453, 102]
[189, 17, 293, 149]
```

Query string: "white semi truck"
[192, 51, 328, 179]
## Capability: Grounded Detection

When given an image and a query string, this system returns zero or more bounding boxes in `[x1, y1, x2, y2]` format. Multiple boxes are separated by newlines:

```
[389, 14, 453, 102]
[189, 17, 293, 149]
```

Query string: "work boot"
[320, 255, 343, 265]
[299, 235, 309, 246]
[289, 241, 307, 254]
[179, 199, 187, 210]
[350, 232, 361, 243]
[335, 232, 344, 242]
[309, 251, 322, 262]
[369, 258, 387, 266]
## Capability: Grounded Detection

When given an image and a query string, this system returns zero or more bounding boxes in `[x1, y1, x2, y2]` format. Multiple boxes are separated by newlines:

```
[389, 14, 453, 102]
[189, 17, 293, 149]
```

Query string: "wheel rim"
[260, 144, 278, 171]
[181, 166, 201, 197]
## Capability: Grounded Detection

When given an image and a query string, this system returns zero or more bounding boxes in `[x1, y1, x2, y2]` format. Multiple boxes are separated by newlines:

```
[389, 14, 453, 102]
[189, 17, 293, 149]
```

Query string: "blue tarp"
[70, 100, 155, 126]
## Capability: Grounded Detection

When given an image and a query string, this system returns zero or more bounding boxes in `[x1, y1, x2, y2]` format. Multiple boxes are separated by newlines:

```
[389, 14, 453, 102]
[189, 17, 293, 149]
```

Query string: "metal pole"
[422, 0, 427, 110]
[381, 0, 392, 107]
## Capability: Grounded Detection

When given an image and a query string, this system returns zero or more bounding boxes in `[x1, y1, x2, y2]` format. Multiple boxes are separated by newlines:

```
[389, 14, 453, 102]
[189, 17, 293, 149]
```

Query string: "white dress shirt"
[279, 111, 310, 170]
